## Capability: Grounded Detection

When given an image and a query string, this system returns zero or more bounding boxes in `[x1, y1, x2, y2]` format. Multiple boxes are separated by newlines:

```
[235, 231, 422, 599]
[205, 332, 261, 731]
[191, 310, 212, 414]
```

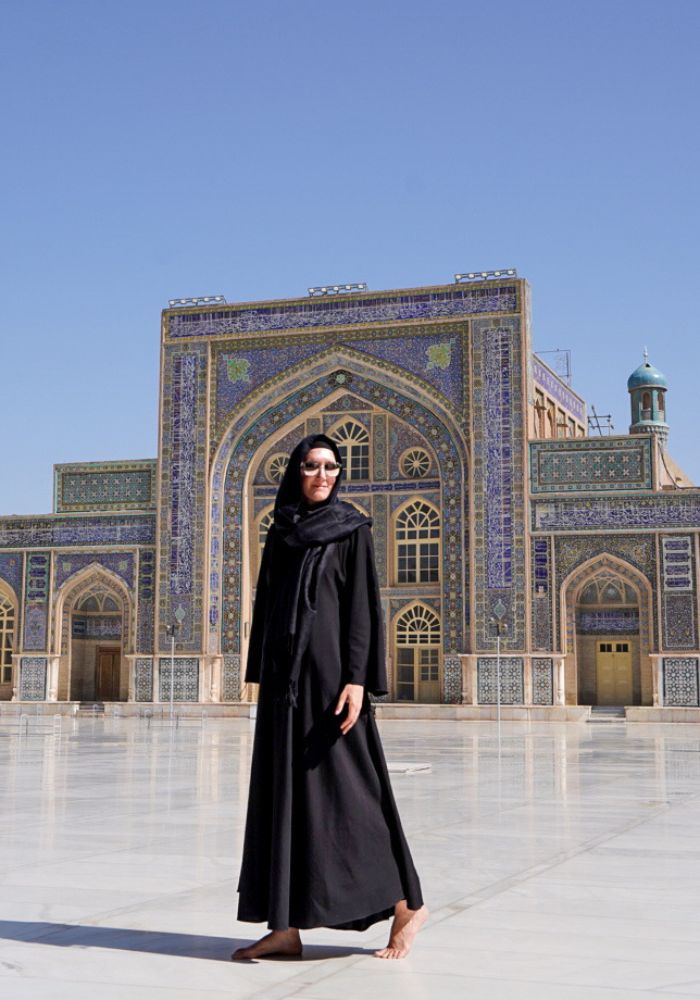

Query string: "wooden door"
[596, 640, 633, 705]
[395, 646, 440, 703]
[96, 648, 120, 701]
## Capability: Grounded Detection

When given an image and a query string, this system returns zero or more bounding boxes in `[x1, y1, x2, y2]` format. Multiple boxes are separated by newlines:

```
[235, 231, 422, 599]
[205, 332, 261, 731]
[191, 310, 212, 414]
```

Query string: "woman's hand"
[335, 683, 364, 735]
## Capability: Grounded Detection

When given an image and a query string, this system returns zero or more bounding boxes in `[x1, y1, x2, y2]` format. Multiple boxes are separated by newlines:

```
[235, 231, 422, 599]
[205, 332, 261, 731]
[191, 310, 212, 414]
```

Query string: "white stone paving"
[0, 715, 700, 998]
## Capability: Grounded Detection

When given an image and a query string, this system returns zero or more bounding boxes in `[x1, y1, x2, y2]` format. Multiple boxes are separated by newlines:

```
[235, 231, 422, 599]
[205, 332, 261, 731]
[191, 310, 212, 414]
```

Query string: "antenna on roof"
[588, 405, 614, 436]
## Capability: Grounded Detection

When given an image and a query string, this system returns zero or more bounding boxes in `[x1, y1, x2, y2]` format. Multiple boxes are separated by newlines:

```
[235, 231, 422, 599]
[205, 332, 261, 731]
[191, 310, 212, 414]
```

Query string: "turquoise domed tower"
[628, 351, 669, 447]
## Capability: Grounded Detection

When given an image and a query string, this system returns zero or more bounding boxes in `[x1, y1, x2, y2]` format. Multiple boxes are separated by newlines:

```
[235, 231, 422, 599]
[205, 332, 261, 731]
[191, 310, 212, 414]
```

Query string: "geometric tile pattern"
[23, 552, 50, 651]
[530, 437, 652, 493]
[214, 326, 468, 423]
[576, 609, 640, 634]
[54, 460, 157, 513]
[0, 552, 23, 598]
[72, 615, 123, 639]
[531, 537, 553, 650]
[662, 536, 693, 591]
[532, 658, 554, 705]
[222, 654, 240, 701]
[19, 657, 47, 700]
[443, 655, 462, 704]
[158, 657, 199, 702]
[54, 552, 135, 591]
[472, 318, 526, 651]
[134, 658, 153, 702]
[534, 495, 700, 532]
[158, 344, 208, 653]
[532, 357, 586, 421]
[663, 657, 699, 706]
[661, 537, 696, 650]
[0, 515, 155, 549]
[213, 365, 467, 658]
[477, 657, 524, 704]
[663, 594, 697, 650]
[137, 549, 155, 652]
[169, 283, 519, 338]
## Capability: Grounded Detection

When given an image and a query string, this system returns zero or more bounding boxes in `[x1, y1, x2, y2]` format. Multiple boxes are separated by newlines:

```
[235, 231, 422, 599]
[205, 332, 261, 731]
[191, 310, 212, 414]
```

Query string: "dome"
[627, 359, 668, 391]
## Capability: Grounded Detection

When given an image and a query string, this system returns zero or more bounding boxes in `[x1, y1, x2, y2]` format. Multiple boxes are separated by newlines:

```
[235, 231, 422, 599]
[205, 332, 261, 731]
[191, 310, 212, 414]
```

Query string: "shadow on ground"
[0, 921, 374, 962]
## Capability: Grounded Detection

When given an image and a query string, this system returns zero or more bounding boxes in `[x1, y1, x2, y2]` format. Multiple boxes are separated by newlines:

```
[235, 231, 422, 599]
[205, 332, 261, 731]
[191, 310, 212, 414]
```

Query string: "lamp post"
[165, 608, 185, 724]
[490, 601, 508, 738]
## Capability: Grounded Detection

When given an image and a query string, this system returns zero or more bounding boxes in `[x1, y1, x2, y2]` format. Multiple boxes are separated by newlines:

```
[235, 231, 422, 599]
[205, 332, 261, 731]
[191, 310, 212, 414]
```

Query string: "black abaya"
[237, 523, 424, 931]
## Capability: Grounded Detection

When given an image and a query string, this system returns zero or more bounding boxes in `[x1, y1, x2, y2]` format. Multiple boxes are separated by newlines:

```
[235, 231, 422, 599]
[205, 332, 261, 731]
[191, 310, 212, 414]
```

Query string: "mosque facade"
[2, 276, 699, 719]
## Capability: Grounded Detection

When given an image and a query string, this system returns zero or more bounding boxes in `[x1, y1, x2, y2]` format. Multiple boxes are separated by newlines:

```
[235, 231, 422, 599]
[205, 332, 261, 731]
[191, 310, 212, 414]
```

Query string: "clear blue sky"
[2, 0, 699, 514]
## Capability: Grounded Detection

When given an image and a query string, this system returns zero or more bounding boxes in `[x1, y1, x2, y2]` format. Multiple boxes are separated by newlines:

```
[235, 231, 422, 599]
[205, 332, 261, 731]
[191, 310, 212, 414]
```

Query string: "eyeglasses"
[300, 461, 342, 477]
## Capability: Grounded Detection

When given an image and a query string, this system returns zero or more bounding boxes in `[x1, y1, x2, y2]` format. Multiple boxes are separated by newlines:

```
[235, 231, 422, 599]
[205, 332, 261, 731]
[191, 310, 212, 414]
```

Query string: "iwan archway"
[54, 566, 134, 702]
[207, 350, 470, 704]
[562, 555, 654, 707]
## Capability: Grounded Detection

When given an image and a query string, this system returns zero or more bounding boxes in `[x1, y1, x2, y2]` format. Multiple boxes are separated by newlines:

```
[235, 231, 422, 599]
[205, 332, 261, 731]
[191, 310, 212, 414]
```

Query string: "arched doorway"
[562, 556, 653, 707]
[55, 568, 133, 703]
[0, 583, 17, 700]
[393, 603, 441, 702]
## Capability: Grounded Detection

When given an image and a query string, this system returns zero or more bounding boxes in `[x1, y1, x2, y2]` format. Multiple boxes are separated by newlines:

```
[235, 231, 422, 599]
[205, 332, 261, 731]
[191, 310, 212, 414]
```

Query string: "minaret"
[627, 349, 669, 448]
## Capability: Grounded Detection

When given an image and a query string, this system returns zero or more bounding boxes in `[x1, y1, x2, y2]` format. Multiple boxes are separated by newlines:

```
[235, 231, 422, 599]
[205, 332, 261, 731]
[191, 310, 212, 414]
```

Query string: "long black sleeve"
[341, 525, 388, 696]
[244, 528, 275, 684]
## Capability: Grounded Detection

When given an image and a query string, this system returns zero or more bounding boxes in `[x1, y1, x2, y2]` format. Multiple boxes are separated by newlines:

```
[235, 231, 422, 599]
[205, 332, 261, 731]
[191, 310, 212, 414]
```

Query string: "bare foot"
[374, 901, 428, 960]
[231, 928, 302, 960]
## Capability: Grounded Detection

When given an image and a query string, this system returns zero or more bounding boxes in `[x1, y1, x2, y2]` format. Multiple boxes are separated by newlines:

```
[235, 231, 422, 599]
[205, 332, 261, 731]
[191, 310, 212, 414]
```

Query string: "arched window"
[76, 592, 121, 613]
[331, 420, 370, 480]
[395, 604, 441, 702]
[0, 595, 15, 684]
[641, 391, 652, 420]
[256, 507, 274, 576]
[395, 500, 440, 583]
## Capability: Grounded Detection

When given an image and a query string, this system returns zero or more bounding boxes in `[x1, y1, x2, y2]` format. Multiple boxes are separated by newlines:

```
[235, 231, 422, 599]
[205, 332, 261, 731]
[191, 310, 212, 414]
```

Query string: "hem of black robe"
[237, 887, 424, 933]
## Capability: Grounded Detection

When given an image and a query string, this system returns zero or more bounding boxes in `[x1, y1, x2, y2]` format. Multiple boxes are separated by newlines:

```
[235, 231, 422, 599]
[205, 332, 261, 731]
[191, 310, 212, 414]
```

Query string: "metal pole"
[496, 629, 502, 736]
[170, 630, 175, 724]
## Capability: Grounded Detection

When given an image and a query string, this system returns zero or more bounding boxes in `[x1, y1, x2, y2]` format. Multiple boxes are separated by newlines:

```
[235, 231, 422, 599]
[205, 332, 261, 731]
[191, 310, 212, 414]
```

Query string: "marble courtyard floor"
[1, 715, 700, 999]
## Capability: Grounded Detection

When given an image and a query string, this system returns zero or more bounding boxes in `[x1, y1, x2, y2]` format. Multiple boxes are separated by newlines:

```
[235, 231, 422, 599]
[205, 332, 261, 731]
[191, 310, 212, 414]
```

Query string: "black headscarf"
[273, 433, 370, 547]
[265, 434, 370, 705]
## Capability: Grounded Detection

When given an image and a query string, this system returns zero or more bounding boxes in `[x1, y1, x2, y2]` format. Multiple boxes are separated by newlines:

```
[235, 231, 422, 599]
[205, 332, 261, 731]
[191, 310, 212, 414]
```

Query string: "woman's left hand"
[335, 683, 365, 735]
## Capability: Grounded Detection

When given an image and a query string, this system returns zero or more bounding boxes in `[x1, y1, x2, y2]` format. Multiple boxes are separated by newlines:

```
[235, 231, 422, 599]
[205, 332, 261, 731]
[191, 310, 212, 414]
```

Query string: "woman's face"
[300, 446, 337, 505]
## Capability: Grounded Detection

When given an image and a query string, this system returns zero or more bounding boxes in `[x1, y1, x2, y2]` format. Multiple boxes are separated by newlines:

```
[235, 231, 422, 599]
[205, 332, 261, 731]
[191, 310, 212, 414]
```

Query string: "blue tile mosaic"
[19, 657, 47, 700]
[663, 657, 699, 706]
[55, 461, 156, 513]
[0, 516, 155, 550]
[530, 438, 653, 494]
[55, 552, 135, 591]
[137, 549, 155, 652]
[169, 284, 519, 338]
[212, 366, 467, 658]
[158, 657, 199, 701]
[477, 657, 524, 704]
[23, 552, 50, 651]
[532, 658, 554, 705]
[534, 495, 700, 532]
[576, 609, 640, 634]
[0, 553, 23, 598]
[134, 657, 153, 701]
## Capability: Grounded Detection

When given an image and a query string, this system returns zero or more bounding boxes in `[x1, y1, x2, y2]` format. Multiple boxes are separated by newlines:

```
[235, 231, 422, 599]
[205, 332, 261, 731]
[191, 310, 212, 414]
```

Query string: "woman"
[233, 433, 427, 961]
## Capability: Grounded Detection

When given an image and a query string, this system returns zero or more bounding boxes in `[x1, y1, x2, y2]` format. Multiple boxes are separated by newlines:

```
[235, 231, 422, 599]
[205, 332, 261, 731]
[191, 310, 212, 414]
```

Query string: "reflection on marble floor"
[1, 717, 700, 998]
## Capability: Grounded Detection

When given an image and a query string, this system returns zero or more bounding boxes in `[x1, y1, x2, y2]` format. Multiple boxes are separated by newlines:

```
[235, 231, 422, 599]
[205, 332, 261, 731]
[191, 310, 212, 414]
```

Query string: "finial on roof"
[643, 346, 649, 362]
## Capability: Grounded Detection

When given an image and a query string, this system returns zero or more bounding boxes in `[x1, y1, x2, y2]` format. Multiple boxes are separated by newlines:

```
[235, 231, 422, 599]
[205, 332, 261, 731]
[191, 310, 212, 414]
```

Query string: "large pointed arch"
[560, 553, 654, 706]
[53, 563, 135, 656]
[207, 351, 469, 669]
[0, 579, 18, 689]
